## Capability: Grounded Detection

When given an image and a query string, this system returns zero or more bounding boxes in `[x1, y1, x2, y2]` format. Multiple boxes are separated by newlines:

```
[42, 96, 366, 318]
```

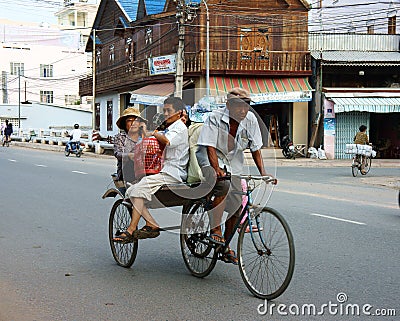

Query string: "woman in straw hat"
[114, 107, 147, 183]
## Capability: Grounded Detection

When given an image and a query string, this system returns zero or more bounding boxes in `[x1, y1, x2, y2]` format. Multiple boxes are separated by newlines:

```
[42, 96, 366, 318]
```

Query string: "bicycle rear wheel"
[180, 201, 217, 278]
[351, 157, 359, 177]
[237, 207, 295, 300]
[108, 199, 138, 268]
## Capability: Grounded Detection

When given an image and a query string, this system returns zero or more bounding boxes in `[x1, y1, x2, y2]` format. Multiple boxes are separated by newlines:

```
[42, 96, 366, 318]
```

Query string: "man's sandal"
[112, 230, 134, 243]
[207, 233, 225, 246]
[133, 225, 160, 239]
[221, 248, 239, 265]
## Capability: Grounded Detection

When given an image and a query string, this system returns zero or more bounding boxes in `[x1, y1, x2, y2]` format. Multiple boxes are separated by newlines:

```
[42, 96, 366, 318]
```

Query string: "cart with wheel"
[103, 174, 295, 300]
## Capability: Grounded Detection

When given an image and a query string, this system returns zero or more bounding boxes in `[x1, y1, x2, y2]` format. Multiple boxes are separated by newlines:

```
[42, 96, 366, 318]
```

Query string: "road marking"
[311, 213, 366, 225]
[72, 170, 88, 175]
[8, 159, 16, 162]
[276, 188, 397, 209]
[35, 164, 47, 167]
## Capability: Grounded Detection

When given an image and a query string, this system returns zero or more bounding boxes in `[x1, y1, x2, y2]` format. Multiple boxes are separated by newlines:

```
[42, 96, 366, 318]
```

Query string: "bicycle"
[351, 153, 372, 177]
[104, 174, 295, 300]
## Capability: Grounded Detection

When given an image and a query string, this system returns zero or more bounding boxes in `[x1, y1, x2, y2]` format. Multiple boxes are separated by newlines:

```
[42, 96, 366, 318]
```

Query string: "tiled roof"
[311, 51, 400, 65]
[116, 0, 139, 21]
[145, 0, 166, 15]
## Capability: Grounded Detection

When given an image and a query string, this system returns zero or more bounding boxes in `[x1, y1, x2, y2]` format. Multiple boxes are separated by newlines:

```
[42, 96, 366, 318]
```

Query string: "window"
[95, 103, 100, 130]
[40, 64, 53, 77]
[125, 37, 133, 63]
[239, 26, 270, 60]
[96, 48, 101, 65]
[388, 16, 396, 35]
[109, 45, 115, 64]
[10, 62, 24, 76]
[107, 101, 113, 131]
[40, 91, 53, 104]
[145, 27, 152, 45]
[367, 25, 374, 34]
[65, 94, 78, 105]
[2, 71, 7, 104]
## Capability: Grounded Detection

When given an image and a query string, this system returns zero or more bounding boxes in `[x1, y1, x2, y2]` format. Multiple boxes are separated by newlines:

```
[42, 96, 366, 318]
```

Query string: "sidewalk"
[9, 141, 400, 168]
[246, 148, 400, 168]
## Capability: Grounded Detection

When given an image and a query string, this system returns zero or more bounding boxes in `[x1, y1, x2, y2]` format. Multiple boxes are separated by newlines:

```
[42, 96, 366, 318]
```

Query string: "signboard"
[148, 54, 176, 75]
[250, 91, 312, 104]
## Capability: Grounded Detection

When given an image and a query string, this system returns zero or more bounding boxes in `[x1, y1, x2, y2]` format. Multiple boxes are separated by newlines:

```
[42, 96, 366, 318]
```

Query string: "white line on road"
[311, 213, 366, 225]
[35, 164, 48, 167]
[8, 159, 16, 162]
[72, 170, 88, 175]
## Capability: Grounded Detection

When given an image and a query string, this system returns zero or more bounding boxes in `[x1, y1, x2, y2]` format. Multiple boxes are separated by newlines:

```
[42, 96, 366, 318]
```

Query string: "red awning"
[209, 77, 313, 104]
[210, 77, 312, 95]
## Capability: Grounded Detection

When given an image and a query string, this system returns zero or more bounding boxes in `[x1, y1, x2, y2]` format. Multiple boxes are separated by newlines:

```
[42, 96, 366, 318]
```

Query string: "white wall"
[0, 103, 91, 130]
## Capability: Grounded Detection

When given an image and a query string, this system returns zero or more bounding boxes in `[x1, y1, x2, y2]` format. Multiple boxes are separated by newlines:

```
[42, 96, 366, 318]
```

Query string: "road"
[0, 147, 399, 321]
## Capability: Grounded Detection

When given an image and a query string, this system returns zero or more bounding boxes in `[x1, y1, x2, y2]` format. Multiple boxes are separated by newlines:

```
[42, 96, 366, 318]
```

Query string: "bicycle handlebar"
[240, 175, 277, 185]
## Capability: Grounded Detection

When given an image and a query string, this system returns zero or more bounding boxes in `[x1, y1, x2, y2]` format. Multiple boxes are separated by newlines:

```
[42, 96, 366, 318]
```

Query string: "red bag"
[133, 137, 164, 179]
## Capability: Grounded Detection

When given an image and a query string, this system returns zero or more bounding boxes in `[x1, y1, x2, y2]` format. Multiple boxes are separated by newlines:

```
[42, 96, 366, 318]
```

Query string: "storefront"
[207, 76, 313, 148]
[323, 91, 400, 159]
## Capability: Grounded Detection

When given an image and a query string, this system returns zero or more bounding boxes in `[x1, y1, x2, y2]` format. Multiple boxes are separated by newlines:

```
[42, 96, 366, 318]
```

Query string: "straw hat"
[116, 107, 147, 130]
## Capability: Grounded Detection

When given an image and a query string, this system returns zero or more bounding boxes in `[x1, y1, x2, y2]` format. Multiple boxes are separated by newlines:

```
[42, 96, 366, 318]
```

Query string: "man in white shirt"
[196, 87, 271, 264]
[113, 97, 189, 242]
[66, 123, 82, 151]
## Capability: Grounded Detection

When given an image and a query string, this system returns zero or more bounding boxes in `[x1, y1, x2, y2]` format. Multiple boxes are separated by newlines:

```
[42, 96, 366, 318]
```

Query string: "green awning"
[332, 97, 400, 113]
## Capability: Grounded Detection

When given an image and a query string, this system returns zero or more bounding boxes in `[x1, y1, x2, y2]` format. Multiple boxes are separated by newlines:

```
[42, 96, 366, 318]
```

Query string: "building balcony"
[79, 50, 311, 96]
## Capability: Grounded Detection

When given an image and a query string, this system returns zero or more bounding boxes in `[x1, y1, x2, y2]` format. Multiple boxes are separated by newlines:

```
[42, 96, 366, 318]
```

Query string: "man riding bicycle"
[196, 87, 274, 264]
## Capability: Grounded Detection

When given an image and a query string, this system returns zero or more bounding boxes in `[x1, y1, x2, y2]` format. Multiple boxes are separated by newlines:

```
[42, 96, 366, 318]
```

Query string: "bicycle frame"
[222, 177, 271, 252]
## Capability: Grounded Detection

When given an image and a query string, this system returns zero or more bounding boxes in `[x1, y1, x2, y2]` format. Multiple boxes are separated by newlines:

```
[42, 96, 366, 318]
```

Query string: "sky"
[0, 0, 98, 26]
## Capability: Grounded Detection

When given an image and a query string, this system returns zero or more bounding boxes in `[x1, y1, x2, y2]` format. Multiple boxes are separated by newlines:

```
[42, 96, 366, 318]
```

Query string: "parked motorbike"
[281, 135, 295, 159]
[65, 141, 83, 157]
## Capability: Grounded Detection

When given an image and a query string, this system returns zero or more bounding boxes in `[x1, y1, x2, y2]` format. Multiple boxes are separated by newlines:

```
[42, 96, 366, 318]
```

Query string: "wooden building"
[80, 0, 312, 146]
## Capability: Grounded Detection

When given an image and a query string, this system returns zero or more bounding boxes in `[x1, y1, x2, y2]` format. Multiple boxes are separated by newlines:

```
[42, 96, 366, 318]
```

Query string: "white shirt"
[70, 129, 82, 142]
[197, 107, 263, 174]
[160, 119, 189, 182]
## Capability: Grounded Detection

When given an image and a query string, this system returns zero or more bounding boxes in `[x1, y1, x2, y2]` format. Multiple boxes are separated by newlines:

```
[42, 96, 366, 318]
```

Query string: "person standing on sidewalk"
[353, 124, 370, 174]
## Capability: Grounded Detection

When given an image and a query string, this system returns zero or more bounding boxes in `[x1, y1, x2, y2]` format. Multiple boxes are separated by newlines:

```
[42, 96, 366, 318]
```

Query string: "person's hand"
[140, 123, 147, 136]
[128, 152, 135, 160]
[216, 167, 226, 178]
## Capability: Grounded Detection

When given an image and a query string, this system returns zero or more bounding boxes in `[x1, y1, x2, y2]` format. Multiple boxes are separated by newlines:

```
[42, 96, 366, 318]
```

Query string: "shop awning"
[130, 82, 189, 105]
[209, 76, 313, 104]
[331, 97, 400, 113]
[130, 83, 175, 106]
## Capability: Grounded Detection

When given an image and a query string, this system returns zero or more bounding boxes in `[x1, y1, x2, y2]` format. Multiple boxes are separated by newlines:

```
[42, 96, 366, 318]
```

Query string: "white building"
[308, 0, 399, 34]
[0, 22, 89, 108]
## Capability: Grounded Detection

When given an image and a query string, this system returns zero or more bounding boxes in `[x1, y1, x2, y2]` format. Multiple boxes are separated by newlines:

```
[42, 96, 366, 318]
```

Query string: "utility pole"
[175, 0, 185, 98]
[18, 70, 21, 130]
[92, 28, 96, 130]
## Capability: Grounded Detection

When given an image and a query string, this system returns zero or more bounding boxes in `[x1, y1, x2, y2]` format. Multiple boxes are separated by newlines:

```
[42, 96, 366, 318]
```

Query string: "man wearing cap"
[114, 107, 147, 183]
[196, 87, 269, 264]
[112, 97, 189, 242]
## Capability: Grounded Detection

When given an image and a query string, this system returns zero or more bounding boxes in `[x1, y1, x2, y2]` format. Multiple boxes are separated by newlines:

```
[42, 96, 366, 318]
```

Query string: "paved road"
[0, 147, 399, 321]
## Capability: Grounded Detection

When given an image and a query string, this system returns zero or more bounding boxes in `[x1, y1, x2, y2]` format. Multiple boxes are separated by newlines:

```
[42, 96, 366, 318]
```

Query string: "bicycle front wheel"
[180, 201, 217, 278]
[362, 156, 372, 175]
[108, 199, 138, 268]
[237, 207, 295, 300]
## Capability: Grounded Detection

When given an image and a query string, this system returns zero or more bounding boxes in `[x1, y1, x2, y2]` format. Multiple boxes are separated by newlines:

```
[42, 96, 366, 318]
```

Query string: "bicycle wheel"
[180, 201, 217, 278]
[237, 207, 295, 300]
[362, 156, 372, 175]
[108, 199, 138, 268]
[351, 157, 359, 177]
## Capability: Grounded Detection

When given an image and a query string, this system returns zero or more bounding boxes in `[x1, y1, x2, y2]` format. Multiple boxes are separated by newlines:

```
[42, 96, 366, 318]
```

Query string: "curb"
[9, 141, 400, 167]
